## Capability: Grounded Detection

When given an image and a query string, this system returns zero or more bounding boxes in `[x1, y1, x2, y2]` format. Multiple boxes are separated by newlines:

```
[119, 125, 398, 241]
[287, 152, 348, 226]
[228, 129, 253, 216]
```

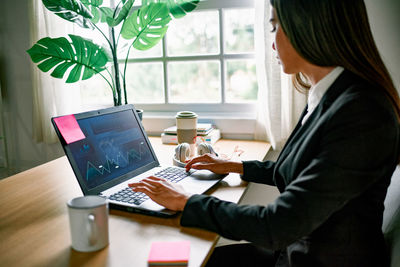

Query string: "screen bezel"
[51, 104, 160, 195]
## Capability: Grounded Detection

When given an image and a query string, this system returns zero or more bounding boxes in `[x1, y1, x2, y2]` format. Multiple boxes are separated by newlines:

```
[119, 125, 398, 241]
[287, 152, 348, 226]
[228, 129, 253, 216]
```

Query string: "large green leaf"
[142, 0, 199, 19]
[42, 0, 94, 29]
[121, 3, 171, 50]
[106, 0, 135, 27]
[167, 0, 199, 19]
[99, 7, 114, 23]
[27, 35, 110, 83]
[80, 0, 106, 23]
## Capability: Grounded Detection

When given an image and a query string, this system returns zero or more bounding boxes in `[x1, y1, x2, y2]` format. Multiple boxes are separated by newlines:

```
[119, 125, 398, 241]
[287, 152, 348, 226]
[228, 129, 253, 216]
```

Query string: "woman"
[129, 0, 400, 266]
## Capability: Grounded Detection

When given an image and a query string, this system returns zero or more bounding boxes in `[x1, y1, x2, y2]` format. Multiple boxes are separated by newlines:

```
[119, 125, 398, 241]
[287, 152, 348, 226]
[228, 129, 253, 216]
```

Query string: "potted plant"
[27, 0, 199, 116]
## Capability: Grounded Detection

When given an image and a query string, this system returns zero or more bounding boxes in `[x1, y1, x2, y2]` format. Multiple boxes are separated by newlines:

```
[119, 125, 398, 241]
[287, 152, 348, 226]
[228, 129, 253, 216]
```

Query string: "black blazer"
[180, 70, 400, 266]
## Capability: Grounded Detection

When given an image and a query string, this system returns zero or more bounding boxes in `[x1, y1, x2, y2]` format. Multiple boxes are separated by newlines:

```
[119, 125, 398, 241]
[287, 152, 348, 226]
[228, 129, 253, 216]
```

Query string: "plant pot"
[136, 109, 143, 121]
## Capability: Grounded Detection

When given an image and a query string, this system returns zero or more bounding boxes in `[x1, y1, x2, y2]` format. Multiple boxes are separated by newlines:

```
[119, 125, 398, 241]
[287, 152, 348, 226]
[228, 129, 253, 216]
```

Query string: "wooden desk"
[0, 138, 270, 267]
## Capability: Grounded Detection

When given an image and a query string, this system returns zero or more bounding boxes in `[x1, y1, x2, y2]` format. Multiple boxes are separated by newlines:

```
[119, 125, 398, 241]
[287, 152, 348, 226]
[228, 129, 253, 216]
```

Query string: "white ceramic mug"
[67, 196, 109, 252]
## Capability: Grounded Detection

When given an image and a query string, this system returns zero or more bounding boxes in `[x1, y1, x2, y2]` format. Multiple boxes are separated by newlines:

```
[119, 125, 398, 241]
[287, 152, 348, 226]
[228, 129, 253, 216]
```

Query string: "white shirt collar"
[301, 66, 344, 125]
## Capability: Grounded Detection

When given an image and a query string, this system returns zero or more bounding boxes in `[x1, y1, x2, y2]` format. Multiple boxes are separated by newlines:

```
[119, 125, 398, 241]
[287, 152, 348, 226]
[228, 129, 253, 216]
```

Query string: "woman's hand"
[185, 153, 244, 175]
[128, 176, 191, 211]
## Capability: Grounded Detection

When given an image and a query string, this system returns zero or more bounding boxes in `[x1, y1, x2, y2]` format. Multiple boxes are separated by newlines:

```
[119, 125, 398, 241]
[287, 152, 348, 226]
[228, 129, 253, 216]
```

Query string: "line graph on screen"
[86, 141, 147, 181]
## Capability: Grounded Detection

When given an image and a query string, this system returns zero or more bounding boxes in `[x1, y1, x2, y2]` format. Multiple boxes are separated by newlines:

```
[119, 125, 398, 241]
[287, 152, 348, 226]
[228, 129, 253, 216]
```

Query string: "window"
[80, 0, 257, 118]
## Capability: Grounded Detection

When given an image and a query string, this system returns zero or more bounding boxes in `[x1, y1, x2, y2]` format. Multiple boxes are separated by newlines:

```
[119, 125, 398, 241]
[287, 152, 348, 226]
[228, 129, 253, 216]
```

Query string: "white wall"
[365, 0, 400, 90]
[0, 0, 399, 178]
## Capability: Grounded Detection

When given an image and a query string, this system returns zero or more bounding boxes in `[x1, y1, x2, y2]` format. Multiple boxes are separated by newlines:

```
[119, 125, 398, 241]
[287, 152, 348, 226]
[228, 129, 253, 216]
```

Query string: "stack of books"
[161, 123, 221, 145]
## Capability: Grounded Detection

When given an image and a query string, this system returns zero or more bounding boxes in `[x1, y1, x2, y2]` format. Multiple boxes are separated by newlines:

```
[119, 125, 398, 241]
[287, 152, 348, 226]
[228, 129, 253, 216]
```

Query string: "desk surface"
[0, 138, 270, 267]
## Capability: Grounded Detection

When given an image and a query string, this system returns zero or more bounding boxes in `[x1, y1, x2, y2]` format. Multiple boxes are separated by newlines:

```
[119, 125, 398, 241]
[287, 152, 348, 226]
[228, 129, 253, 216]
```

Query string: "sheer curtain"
[254, 1, 307, 151]
[29, 0, 83, 144]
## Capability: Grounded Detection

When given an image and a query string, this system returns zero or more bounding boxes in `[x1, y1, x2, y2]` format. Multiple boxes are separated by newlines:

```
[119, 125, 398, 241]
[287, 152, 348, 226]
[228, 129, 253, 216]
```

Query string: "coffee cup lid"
[176, 111, 198, 119]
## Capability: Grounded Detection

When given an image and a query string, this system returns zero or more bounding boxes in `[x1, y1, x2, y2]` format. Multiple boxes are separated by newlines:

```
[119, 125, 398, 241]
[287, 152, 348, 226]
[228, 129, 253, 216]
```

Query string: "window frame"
[129, 0, 257, 117]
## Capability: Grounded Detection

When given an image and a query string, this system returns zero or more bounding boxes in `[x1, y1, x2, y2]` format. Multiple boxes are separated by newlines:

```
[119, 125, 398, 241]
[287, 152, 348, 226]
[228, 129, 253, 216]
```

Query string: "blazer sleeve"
[180, 89, 399, 250]
[240, 160, 276, 186]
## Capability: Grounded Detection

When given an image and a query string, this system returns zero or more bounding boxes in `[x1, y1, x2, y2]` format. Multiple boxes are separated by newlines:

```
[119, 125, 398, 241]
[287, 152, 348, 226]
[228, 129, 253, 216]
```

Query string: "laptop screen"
[53, 105, 160, 195]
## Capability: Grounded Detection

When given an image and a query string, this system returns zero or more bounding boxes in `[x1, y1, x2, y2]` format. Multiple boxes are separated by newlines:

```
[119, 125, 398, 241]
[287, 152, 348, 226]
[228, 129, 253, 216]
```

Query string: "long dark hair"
[270, 0, 400, 122]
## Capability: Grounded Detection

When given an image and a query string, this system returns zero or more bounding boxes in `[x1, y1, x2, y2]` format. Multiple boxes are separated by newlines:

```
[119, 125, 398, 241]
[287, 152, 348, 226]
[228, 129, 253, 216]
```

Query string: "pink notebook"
[148, 241, 190, 266]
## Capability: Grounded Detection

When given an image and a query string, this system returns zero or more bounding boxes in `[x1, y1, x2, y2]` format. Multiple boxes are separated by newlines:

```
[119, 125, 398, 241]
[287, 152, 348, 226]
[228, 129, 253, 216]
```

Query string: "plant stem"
[91, 22, 117, 105]
[122, 44, 133, 105]
[97, 70, 115, 99]
[122, 35, 142, 105]
[92, 23, 114, 54]
[106, 68, 115, 89]
[110, 27, 122, 105]
[106, 68, 117, 105]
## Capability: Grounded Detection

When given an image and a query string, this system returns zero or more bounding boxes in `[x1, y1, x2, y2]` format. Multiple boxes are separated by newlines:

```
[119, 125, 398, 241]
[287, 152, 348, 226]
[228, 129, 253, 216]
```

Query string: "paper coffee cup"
[176, 111, 198, 145]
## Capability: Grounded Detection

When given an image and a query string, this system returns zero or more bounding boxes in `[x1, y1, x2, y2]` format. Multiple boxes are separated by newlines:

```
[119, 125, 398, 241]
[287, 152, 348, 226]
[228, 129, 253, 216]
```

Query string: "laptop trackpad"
[190, 169, 225, 180]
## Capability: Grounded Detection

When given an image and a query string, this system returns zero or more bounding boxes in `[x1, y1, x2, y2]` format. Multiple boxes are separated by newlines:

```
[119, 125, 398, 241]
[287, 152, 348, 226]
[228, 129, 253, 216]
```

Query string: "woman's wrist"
[229, 161, 244, 175]
[177, 193, 193, 211]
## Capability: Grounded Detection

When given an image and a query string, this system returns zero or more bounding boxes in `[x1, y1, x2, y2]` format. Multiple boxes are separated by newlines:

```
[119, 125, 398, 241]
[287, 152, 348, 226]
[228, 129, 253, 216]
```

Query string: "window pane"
[224, 8, 255, 53]
[169, 61, 220, 103]
[80, 73, 114, 106]
[167, 11, 219, 56]
[225, 59, 258, 103]
[124, 62, 164, 103]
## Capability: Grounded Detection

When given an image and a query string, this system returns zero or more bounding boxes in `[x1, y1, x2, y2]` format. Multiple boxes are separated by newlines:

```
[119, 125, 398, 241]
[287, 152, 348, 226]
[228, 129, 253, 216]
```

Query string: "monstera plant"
[27, 0, 199, 106]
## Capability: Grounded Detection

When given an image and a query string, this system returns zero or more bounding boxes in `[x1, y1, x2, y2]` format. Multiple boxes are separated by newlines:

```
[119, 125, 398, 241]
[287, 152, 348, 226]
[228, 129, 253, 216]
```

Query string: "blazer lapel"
[274, 105, 308, 164]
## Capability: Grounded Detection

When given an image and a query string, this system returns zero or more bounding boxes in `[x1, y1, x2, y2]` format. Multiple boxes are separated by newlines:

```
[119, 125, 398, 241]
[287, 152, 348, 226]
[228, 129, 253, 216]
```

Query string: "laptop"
[52, 104, 223, 217]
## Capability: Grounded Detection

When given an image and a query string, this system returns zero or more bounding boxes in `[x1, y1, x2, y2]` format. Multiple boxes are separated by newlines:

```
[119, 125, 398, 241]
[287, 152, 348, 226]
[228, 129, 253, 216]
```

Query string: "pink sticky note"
[148, 241, 190, 265]
[53, 114, 85, 144]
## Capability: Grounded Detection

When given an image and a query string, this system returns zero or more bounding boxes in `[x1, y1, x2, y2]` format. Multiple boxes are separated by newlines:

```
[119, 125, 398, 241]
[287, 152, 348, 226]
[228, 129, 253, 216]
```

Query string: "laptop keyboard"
[108, 167, 193, 205]
[109, 188, 149, 205]
[154, 166, 193, 183]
